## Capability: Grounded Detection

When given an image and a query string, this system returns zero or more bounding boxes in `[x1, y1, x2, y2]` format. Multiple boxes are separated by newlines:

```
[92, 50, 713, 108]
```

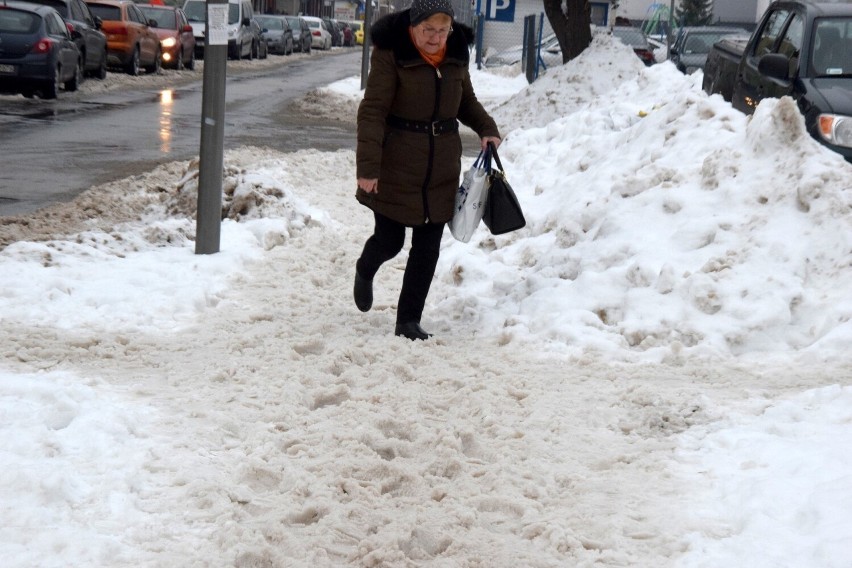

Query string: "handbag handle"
[473, 145, 491, 169]
[486, 141, 504, 173]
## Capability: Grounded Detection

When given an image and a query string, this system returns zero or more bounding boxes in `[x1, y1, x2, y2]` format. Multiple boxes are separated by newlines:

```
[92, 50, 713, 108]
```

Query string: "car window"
[128, 4, 146, 25]
[812, 17, 852, 76]
[183, 0, 205, 22]
[777, 13, 803, 68]
[46, 10, 67, 35]
[754, 9, 790, 57]
[87, 3, 121, 21]
[612, 27, 648, 48]
[257, 17, 280, 30]
[139, 7, 176, 28]
[0, 8, 39, 33]
[228, 4, 240, 25]
[32, 0, 69, 18]
[70, 0, 85, 21]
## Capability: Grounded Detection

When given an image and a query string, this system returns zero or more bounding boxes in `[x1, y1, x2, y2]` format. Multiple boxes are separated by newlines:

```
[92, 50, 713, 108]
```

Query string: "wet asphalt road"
[0, 51, 362, 217]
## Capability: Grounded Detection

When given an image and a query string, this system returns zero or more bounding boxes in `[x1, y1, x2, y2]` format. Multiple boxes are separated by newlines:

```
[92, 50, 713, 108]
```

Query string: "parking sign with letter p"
[485, 0, 515, 21]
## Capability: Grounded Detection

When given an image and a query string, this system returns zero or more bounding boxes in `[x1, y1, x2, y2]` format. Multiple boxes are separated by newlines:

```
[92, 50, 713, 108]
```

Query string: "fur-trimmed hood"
[369, 9, 474, 67]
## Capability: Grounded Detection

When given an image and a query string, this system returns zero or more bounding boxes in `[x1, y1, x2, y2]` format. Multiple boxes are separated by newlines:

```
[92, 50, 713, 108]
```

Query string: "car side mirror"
[66, 22, 82, 39]
[758, 52, 791, 81]
[94, 15, 103, 30]
[242, 17, 251, 27]
[149, 19, 158, 28]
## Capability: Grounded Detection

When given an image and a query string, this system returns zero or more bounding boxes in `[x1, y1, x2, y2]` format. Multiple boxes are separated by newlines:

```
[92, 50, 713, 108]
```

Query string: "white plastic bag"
[449, 150, 490, 242]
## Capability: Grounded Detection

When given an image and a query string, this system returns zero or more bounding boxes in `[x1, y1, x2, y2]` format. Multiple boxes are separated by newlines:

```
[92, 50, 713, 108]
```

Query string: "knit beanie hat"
[409, 0, 455, 26]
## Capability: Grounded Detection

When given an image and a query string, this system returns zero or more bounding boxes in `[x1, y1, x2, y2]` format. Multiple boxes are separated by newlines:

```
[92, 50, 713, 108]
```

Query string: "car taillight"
[31, 38, 53, 54]
[312, 30, 320, 36]
[112, 24, 129, 36]
[66, 22, 75, 35]
[635, 49, 655, 64]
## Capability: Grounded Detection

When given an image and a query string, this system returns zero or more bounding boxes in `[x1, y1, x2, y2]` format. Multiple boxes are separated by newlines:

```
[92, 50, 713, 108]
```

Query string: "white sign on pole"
[207, 4, 228, 45]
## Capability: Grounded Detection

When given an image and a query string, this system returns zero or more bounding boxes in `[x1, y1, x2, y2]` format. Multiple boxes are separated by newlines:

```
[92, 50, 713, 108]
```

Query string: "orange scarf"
[409, 27, 446, 68]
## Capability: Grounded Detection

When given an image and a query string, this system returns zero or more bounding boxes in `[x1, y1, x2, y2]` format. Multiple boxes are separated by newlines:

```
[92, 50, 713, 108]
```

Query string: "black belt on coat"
[386, 114, 459, 136]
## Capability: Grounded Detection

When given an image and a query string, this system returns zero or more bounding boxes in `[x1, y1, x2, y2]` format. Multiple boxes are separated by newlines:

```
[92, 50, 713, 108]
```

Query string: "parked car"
[703, 0, 852, 162]
[25, 0, 107, 79]
[323, 17, 340, 47]
[255, 14, 292, 55]
[85, 0, 160, 74]
[137, 3, 195, 70]
[348, 19, 363, 45]
[183, 0, 254, 60]
[302, 15, 330, 50]
[286, 15, 310, 53]
[484, 33, 559, 68]
[611, 26, 656, 66]
[0, 0, 82, 98]
[249, 17, 267, 59]
[668, 26, 749, 74]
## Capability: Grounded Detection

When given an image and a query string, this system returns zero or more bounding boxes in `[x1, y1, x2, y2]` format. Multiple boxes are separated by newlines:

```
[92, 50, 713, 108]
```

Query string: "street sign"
[485, 0, 515, 22]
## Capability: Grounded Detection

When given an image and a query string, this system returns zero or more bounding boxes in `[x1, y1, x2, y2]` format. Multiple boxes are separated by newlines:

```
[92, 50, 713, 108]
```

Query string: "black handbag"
[483, 142, 526, 235]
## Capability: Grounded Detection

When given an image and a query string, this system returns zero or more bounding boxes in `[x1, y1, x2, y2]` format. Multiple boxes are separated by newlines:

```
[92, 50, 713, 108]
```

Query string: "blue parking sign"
[485, 0, 515, 22]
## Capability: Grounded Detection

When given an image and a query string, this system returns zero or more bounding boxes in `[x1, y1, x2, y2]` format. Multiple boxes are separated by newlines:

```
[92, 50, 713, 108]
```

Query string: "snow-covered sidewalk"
[2, 34, 852, 567]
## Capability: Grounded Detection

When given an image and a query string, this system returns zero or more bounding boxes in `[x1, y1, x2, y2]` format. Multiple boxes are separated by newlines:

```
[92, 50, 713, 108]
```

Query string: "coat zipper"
[422, 65, 442, 224]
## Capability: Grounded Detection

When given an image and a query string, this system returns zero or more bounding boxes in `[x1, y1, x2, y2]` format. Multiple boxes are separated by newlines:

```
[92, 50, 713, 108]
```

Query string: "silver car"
[669, 26, 750, 74]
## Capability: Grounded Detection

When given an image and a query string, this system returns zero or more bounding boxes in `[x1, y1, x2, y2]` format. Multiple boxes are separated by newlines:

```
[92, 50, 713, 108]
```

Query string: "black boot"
[354, 271, 373, 312]
[395, 322, 432, 341]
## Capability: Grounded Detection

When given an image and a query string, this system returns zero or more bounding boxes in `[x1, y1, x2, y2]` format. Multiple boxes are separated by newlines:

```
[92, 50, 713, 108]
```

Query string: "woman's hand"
[481, 136, 502, 151]
[358, 178, 379, 193]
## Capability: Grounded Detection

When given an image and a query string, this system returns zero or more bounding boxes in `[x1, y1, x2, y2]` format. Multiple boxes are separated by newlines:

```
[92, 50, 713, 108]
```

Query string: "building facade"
[618, 0, 762, 26]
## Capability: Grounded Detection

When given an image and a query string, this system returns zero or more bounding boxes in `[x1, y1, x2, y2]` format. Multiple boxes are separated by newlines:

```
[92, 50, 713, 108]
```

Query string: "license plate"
[0, 63, 16, 75]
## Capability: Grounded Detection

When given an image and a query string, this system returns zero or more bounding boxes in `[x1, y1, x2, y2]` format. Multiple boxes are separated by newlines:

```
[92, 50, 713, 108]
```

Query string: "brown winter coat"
[356, 10, 500, 226]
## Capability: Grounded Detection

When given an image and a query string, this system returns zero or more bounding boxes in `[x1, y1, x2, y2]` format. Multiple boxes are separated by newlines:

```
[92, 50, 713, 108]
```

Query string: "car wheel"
[42, 64, 61, 99]
[125, 46, 140, 75]
[176, 49, 185, 71]
[186, 48, 196, 71]
[247, 40, 255, 60]
[65, 57, 83, 91]
[145, 48, 161, 74]
[95, 50, 107, 80]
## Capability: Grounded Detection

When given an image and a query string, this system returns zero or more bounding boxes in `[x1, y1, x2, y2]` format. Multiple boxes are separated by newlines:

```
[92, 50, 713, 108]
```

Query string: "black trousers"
[356, 212, 445, 324]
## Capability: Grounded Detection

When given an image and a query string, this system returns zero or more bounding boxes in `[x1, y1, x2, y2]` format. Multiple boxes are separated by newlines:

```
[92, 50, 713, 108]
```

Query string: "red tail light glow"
[31, 38, 53, 54]
[312, 30, 320, 36]
[111, 24, 129, 36]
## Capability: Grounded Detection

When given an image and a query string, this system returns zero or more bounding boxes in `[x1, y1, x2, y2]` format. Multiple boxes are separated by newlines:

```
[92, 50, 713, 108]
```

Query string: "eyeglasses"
[419, 25, 452, 39]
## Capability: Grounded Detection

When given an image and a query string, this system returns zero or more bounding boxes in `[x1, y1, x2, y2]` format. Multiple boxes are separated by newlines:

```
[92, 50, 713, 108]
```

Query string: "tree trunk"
[543, 0, 593, 64]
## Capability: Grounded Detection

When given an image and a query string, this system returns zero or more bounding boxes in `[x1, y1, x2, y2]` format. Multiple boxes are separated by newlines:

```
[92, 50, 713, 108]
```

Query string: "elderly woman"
[354, 0, 502, 340]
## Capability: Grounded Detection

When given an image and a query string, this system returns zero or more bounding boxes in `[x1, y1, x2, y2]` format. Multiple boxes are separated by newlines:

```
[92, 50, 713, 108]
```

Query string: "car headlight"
[162, 37, 177, 48]
[818, 114, 852, 148]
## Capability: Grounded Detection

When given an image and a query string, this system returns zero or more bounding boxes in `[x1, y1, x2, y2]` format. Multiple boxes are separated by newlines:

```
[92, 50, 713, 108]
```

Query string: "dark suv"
[730, 1, 852, 162]
[26, 0, 108, 78]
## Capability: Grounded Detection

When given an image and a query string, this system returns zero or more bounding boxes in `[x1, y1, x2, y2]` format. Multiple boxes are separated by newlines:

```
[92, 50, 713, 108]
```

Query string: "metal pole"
[667, 0, 675, 55]
[359, 0, 373, 90]
[196, 0, 228, 255]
